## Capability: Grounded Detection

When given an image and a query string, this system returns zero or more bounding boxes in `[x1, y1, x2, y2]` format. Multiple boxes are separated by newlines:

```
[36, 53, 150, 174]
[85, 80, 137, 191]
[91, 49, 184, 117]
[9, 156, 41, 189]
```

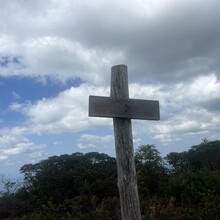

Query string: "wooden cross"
[89, 65, 160, 220]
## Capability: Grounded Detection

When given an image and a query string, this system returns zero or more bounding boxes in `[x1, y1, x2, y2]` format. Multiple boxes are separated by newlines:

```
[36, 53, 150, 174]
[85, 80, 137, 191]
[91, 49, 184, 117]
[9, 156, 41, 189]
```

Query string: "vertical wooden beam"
[111, 65, 141, 220]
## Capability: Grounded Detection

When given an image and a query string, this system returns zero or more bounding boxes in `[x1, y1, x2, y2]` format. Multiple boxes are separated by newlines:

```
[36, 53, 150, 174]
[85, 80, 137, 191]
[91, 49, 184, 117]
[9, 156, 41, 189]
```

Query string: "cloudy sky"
[1, 0, 220, 176]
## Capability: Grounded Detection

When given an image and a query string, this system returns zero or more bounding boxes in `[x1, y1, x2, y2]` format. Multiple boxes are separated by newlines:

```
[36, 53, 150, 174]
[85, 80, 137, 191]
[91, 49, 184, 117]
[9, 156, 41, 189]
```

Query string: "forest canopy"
[0, 140, 220, 219]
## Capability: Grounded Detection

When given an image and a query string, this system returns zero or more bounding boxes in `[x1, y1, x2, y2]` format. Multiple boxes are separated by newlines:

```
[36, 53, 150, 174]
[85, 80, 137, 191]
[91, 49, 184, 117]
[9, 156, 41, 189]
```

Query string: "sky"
[0, 0, 220, 176]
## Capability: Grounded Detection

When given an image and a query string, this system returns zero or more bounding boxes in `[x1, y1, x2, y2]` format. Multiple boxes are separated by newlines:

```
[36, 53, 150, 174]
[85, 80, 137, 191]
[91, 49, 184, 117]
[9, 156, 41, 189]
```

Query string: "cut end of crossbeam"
[111, 64, 127, 71]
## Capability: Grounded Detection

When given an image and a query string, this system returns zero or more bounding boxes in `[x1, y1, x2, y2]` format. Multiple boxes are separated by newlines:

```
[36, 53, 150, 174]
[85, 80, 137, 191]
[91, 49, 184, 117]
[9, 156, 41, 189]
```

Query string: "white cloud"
[79, 134, 113, 143]
[77, 134, 114, 150]
[8, 84, 112, 135]
[0, 134, 45, 161]
[0, 35, 18, 53]
[149, 107, 218, 143]
[1, 0, 220, 166]
[0, 155, 8, 160]
[186, 74, 220, 102]
[53, 141, 63, 146]
[21, 37, 124, 84]
[5, 74, 220, 145]
[0, 126, 29, 137]
[0, 36, 124, 85]
[77, 143, 96, 149]
[1, 0, 220, 85]
[9, 103, 25, 111]
[133, 137, 141, 146]
[128, 77, 220, 144]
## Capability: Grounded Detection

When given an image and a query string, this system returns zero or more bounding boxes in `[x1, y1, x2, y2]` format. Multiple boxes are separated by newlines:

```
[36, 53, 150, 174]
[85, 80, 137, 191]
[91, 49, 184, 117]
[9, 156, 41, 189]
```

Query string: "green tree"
[17, 152, 118, 219]
[165, 151, 191, 174]
[135, 145, 167, 198]
[135, 144, 163, 166]
[166, 140, 220, 173]
[165, 170, 220, 219]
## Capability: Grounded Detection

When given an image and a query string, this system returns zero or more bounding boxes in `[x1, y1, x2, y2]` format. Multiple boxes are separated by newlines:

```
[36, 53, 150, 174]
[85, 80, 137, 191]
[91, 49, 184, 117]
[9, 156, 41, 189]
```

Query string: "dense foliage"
[0, 140, 220, 219]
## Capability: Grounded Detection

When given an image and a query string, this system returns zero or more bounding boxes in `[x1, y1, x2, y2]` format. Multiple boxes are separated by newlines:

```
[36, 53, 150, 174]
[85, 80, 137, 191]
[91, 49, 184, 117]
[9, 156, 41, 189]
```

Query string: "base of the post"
[113, 118, 141, 220]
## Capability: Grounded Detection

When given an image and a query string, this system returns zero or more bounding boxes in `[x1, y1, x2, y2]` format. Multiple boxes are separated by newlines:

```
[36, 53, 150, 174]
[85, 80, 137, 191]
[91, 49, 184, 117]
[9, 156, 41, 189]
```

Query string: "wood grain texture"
[89, 95, 160, 120]
[111, 65, 142, 220]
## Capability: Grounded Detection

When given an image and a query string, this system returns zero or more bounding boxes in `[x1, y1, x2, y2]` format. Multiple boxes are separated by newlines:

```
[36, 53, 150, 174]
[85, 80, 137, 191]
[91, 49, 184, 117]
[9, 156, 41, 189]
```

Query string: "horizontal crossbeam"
[89, 95, 160, 120]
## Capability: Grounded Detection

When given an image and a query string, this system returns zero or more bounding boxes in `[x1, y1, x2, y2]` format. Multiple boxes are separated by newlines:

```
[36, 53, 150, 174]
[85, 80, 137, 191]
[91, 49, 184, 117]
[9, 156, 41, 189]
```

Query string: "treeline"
[0, 140, 220, 219]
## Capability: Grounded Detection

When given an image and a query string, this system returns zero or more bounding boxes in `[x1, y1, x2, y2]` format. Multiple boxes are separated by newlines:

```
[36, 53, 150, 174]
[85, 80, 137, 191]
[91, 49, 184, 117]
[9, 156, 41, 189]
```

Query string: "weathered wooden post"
[111, 65, 141, 220]
[89, 64, 160, 220]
